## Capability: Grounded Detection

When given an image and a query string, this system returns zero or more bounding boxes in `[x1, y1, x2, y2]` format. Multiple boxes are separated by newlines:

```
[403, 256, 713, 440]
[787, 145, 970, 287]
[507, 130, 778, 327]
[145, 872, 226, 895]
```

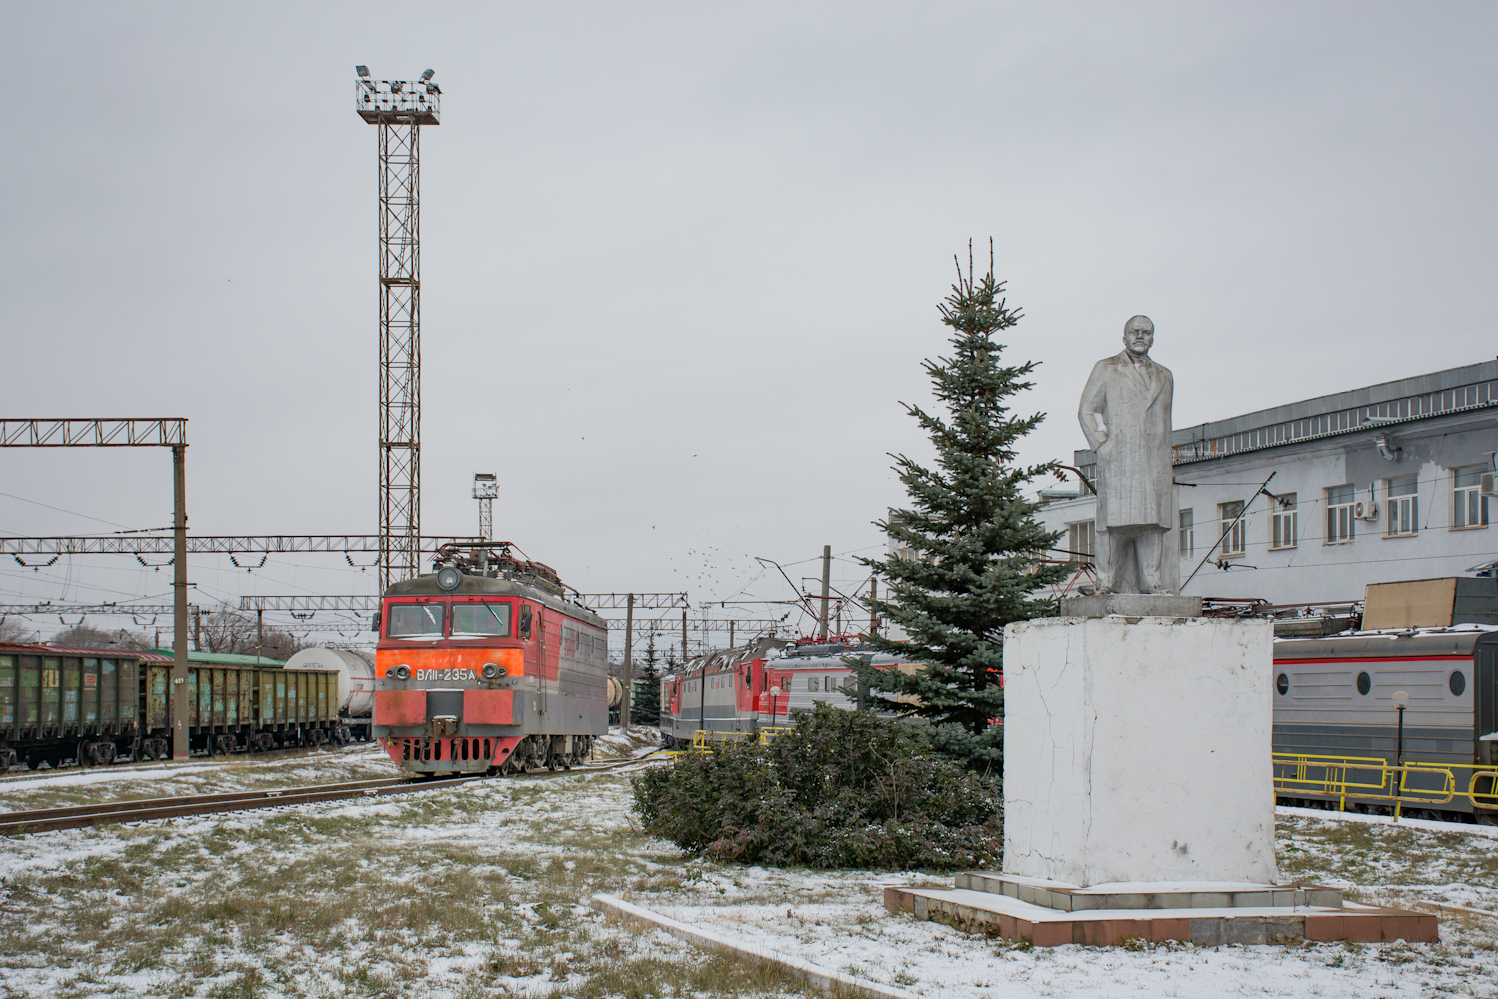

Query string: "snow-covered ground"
[1, 731, 1496, 998]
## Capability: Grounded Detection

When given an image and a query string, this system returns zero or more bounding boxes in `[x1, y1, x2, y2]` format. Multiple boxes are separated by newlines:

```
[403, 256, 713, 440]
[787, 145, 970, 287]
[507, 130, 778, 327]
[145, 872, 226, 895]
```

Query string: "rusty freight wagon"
[0, 645, 342, 770]
[135, 652, 343, 758]
[0, 645, 143, 769]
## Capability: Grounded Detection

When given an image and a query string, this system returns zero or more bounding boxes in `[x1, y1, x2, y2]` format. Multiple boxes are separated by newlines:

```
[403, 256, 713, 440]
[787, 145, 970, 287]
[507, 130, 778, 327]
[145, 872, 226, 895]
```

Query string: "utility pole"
[818, 544, 832, 639]
[868, 578, 879, 638]
[356, 65, 440, 594]
[171, 443, 188, 759]
[681, 609, 688, 665]
[620, 593, 634, 730]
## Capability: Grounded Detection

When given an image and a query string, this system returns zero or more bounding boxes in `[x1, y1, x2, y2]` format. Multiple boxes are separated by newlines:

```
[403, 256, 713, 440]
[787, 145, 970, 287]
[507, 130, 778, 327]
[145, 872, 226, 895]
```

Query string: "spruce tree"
[635, 636, 663, 726]
[856, 242, 1068, 770]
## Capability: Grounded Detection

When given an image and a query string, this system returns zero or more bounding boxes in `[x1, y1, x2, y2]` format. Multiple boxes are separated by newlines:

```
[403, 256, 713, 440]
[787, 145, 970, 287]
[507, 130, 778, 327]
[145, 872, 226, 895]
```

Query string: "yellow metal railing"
[688, 729, 750, 751]
[1272, 752, 1478, 819]
[1468, 770, 1498, 809]
[684, 727, 795, 751]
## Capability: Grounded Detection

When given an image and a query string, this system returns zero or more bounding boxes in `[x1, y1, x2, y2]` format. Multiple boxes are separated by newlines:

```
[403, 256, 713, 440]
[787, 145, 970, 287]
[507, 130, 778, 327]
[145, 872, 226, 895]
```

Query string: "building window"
[1218, 501, 1246, 557]
[1179, 509, 1194, 559]
[1455, 466, 1490, 529]
[1270, 493, 1297, 550]
[1387, 475, 1418, 537]
[1067, 521, 1095, 566]
[1326, 485, 1355, 544]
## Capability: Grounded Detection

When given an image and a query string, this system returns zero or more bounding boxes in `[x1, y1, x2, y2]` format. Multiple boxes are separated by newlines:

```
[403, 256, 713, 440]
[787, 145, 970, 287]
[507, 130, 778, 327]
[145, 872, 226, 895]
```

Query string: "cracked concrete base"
[1001, 615, 1277, 886]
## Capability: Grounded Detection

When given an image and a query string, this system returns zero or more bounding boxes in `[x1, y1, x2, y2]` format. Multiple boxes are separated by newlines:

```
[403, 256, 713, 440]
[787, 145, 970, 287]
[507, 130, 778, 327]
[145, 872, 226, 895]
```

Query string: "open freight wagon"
[0, 644, 343, 769]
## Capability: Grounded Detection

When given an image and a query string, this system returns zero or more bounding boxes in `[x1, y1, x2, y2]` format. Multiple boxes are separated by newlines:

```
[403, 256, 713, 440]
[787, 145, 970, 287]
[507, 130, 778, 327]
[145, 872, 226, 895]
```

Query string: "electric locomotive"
[372, 543, 609, 775]
[659, 636, 909, 745]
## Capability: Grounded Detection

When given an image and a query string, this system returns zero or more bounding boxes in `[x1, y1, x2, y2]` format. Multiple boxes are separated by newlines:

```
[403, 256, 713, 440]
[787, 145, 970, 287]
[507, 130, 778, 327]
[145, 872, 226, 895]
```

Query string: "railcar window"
[1276, 673, 1289, 695]
[1356, 671, 1372, 696]
[808, 677, 819, 691]
[387, 603, 445, 638]
[451, 603, 511, 637]
[1451, 671, 1467, 696]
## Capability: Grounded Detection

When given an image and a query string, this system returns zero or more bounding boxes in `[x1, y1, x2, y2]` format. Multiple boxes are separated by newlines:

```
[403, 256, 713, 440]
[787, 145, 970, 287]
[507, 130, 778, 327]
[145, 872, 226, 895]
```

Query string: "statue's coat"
[1078, 350, 1174, 531]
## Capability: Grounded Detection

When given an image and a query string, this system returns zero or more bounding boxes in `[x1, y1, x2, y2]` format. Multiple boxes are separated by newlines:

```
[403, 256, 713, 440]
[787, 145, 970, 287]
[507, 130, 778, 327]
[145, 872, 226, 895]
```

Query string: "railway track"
[0, 752, 662, 836]
[0, 742, 380, 786]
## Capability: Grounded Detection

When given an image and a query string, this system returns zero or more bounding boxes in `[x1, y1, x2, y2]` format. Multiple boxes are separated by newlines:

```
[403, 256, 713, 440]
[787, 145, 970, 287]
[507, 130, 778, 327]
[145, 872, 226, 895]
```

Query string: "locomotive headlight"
[391, 664, 411, 680]
[482, 662, 505, 679]
[436, 566, 463, 591]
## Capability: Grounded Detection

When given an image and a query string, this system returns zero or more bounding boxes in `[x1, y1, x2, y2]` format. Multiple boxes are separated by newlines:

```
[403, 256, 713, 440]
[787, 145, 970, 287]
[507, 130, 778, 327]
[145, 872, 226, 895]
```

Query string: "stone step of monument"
[955, 871, 1344, 912]
[884, 885, 1438, 947]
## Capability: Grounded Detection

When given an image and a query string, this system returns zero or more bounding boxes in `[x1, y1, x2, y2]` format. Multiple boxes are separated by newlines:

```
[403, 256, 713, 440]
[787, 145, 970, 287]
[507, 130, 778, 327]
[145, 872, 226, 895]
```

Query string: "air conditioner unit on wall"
[1483, 472, 1498, 497]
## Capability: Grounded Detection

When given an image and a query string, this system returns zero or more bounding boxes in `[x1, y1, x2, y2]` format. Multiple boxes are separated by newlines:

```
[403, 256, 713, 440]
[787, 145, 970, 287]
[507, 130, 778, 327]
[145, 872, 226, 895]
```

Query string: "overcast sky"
[1, 2, 1494, 649]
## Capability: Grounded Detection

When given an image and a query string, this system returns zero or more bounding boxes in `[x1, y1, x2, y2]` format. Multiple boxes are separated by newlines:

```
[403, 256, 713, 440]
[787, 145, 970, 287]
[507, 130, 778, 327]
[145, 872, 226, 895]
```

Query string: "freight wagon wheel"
[76, 740, 95, 769]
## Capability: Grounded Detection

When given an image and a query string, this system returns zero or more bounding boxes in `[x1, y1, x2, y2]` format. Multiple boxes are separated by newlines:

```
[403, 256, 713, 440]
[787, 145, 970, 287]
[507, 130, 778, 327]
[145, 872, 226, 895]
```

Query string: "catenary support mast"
[356, 66, 440, 593]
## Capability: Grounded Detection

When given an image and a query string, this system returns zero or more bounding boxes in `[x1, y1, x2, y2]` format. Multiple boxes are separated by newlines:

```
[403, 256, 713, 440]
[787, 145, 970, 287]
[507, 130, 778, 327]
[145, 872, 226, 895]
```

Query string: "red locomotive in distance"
[659, 635, 916, 746]
[372, 543, 609, 776]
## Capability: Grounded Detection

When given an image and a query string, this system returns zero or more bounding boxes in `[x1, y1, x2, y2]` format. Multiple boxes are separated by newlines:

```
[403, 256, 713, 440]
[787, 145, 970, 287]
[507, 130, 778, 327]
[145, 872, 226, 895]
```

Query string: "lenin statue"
[1077, 316, 1178, 595]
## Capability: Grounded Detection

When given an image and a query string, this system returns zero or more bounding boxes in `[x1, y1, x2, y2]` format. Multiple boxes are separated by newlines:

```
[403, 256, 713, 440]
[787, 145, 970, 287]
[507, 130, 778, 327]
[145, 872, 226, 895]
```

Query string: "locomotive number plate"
[417, 669, 479, 682]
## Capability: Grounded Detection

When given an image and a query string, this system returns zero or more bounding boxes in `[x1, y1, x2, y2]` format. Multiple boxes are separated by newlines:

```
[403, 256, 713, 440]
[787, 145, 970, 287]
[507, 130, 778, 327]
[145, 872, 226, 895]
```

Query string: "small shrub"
[631, 706, 1001, 869]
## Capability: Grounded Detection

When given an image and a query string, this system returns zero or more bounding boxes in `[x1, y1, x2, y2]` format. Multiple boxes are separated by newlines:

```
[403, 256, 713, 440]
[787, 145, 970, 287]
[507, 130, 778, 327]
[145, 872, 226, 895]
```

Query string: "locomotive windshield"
[451, 602, 512, 637]
[387, 603, 445, 638]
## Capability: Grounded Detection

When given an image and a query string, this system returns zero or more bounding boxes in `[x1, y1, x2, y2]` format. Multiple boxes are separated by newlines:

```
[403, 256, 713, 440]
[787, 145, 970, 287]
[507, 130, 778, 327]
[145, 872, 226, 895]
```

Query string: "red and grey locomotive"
[658, 635, 911, 746]
[373, 543, 609, 775]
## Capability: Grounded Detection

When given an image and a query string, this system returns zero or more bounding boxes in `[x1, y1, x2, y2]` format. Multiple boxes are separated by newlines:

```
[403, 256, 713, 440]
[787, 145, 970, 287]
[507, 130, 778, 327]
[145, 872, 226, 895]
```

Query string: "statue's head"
[1123, 315, 1154, 357]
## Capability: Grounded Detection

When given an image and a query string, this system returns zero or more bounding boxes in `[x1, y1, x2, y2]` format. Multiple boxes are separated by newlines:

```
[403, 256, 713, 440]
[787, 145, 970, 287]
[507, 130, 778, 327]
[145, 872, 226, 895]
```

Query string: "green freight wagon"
[0, 644, 141, 768]
[137, 651, 341, 758]
[0, 645, 339, 769]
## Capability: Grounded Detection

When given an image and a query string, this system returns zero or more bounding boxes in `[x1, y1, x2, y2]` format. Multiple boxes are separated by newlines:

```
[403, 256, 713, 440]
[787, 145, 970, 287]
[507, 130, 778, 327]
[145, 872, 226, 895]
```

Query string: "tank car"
[372, 543, 609, 775]
[1273, 625, 1498, 818]
[659, 636, 907, 746]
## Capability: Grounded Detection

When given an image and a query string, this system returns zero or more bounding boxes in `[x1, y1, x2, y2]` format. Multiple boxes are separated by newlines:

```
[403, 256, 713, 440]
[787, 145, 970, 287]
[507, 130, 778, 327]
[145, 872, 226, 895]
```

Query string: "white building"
[1036, 360, 1497, 605]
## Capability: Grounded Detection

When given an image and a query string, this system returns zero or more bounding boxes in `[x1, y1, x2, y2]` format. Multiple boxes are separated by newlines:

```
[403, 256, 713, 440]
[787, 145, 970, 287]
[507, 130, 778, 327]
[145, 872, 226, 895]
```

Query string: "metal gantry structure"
[0, 418, 193, 759]
[356, 65, 440, 593]
[0, 535, 481, 556]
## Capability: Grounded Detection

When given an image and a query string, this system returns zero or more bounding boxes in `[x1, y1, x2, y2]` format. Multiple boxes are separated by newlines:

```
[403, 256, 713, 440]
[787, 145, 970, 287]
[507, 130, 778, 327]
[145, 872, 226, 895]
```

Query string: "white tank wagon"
[284, 648, 376, 742]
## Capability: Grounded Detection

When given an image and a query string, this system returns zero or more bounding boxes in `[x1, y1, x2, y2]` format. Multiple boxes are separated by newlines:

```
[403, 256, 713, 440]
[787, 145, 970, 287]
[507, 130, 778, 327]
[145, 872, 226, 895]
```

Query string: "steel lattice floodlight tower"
[356, 65, 440, 593]
[473, 473, 498, 541]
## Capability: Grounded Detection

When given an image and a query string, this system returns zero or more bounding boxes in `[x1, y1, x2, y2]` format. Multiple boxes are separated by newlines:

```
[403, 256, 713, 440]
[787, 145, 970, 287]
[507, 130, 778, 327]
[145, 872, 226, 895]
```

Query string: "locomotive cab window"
[387, 603, 445, 638]
[451, 602, 512, 637]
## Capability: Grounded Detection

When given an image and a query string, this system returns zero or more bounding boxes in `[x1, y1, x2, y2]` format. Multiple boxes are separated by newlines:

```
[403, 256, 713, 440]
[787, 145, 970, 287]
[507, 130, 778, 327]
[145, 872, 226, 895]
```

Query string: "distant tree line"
[2, 606, 307, 659]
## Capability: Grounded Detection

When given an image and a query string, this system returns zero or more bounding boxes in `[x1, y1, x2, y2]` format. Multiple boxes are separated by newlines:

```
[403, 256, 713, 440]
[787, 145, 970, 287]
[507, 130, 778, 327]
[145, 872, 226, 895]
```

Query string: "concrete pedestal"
[1001, 615, 1277, 887]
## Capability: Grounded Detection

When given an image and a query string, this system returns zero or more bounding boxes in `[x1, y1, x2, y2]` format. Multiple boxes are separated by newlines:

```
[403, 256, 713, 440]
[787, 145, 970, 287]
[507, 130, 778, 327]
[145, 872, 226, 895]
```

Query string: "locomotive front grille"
[393, 737, 495, 765]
